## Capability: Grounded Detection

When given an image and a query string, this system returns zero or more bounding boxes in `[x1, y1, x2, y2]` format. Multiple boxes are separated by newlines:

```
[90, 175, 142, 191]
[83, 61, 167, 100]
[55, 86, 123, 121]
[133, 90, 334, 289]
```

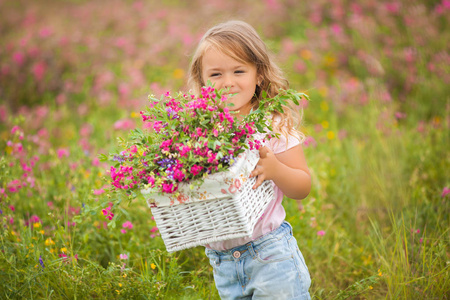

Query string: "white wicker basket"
[144, 149, 275, 252]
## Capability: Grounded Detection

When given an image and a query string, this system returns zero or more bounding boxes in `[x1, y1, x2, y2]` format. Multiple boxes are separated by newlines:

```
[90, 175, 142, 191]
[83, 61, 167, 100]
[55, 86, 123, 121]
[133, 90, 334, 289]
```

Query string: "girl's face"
[201, 48, 259, 115]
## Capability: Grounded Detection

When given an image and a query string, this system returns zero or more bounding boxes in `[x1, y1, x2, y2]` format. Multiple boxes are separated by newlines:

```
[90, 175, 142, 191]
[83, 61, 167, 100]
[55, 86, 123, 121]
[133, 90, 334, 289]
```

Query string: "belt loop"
[246, 242, 256, 259]
[216, 251, 221, 265]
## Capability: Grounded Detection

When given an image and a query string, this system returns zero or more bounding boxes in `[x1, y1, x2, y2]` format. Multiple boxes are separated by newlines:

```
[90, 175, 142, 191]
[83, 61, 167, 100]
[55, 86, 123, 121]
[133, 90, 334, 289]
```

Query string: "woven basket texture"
[151, 176, 274, 252]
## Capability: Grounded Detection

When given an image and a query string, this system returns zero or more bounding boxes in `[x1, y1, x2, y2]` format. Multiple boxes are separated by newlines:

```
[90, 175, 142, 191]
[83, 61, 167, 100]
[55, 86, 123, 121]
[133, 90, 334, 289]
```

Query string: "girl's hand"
[249, 146, 279, 190]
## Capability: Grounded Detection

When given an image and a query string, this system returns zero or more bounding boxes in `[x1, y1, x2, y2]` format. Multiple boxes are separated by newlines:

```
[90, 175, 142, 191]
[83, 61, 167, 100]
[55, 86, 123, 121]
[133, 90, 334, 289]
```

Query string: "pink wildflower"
[114, 118, 135, 131]
[57, 148, 70, 158]
[32, 61, 47, 81]
[162, 183, 177, 193]
[442, 187, 450, 197]
[119, 254, 128, 260]
[317, 230, 326, 236]
[93, 189, 105, 195]
[303, 136, 317, 148]
[122, 221, 133, 229]
[12, 52, 25, 66]
[173, 169, 185, 181]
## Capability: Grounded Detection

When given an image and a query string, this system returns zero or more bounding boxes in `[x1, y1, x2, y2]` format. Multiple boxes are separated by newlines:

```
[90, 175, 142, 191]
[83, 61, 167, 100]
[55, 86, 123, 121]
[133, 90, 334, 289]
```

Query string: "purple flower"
[39, 256, 45, 268]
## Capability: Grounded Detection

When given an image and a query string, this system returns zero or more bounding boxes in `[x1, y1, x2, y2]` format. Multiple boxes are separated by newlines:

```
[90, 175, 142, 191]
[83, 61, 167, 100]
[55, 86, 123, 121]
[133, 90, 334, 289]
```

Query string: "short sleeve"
[268, 132, 300, 154]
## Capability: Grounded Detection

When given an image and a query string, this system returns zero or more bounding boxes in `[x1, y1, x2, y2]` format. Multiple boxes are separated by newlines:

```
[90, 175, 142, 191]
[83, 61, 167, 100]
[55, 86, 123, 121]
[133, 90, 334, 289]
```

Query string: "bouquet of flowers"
[101, 85, 308, 207]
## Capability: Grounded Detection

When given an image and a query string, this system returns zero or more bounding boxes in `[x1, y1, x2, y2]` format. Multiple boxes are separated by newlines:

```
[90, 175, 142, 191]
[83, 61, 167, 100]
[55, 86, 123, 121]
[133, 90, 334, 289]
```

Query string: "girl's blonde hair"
[188, 20, 304, 142]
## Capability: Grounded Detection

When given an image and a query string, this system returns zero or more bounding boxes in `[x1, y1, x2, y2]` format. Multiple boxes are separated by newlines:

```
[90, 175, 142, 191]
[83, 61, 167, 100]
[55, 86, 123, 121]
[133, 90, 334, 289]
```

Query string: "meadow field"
[0, 0, 449, 299]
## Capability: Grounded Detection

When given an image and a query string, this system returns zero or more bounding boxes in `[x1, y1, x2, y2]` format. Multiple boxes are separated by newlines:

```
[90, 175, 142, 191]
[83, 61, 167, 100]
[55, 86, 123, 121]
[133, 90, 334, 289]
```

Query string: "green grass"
[1, 0, 449, 298]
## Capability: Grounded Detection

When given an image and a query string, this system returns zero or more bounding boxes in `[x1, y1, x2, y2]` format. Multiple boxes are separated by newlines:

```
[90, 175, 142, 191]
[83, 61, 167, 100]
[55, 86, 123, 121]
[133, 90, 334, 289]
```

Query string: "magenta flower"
[119, 254, 128, 260]
[442, 187, 450, 198]
[113, 118, 135, 131]
[57, 148, 70, 158]
[317, 230, 326, 236]
[191, 165, 202, 176]
[303, 136, 317, 148]
[93, 189, 105, 195]
[32, 61, 47, 82]
[122, 221, 133, 229]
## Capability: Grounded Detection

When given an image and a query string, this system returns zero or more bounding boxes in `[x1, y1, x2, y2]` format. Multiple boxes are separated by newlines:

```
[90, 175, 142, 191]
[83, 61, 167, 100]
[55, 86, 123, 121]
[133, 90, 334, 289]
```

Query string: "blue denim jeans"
[205, 221, 311, 300]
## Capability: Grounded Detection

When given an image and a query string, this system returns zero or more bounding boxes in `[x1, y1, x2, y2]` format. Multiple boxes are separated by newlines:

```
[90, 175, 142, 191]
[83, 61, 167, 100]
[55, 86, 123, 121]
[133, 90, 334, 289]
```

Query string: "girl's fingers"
[250, 165, 261, 178]
[252, 173, 265, 189]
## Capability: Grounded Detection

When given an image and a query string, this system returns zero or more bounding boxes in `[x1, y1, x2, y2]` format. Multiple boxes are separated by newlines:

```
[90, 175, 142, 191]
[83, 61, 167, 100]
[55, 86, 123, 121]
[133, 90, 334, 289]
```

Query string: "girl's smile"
[201, 48, 259, 115]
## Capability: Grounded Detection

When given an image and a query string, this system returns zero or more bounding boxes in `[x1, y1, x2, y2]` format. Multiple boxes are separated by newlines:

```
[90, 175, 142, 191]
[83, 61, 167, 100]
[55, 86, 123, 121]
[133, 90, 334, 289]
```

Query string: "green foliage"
[0, 0, 449, 299]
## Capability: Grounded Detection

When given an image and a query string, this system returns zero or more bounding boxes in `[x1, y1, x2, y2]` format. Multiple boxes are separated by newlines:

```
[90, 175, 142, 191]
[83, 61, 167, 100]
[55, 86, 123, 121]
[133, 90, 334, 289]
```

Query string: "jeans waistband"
[208, 221, 293, 257]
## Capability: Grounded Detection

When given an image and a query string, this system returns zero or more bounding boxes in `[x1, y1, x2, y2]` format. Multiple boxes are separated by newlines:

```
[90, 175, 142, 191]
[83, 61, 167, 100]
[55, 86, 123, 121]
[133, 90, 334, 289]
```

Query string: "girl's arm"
[249, 145, 311, 200]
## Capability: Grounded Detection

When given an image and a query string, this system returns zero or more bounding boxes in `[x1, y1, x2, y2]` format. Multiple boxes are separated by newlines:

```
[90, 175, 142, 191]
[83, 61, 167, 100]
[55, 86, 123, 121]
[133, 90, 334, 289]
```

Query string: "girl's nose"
[223, 74, 234, 88]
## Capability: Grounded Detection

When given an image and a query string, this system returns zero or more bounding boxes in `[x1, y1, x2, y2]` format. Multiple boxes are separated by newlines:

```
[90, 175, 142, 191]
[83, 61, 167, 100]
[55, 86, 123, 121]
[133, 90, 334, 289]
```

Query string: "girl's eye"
[235, 70, 244, 74]
[211, 73, 220, 77]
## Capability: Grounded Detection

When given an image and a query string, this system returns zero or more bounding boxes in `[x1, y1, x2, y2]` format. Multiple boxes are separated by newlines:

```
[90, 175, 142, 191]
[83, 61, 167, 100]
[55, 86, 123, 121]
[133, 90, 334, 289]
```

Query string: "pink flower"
[32, 61, 47, 82]
[317, 230, 326, 236]
[180, 145, 191, 157]
[11, 125, 21, 135]
[173, 169, 185, 181]
[395, 112, 407, 119]
[7, 180, 22, 193]
[303, 136, 317, 148]
[150, 226, 158, 233]
[162, 183, 177, 193]
[122, 221, 133, 229]
[92, 158, 100, 167]
[121, 229, 127, 234]
[191, 164, 203, 176]
[93, 189, 105, 195]
[119, 254, 128, 260]
[114, 118, 135, 131]
[57, 148, 70, 158]
[129, 145, 138, 153]
[442, 187, 450, 197]
[12, 52, 25, 66]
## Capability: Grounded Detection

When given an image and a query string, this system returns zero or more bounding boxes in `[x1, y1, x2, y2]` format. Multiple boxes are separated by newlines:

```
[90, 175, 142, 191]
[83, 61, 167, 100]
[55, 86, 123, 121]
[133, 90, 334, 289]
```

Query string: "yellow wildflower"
[45, 238, 55, 246]
[33, 223, 41, 228]
[130, 111, 140, 118]
[118, 283, 122, 287]
[60, 247, 67, 253]
[116, 290, 120, 295]
[321, 120, 329, 129]
[39, 230, 45, 234]
[123, 274, 127, 278]
[369, 286, 373, 290]
[378, 269, 382, 276]
[173, 68, 185, 79]
[150, 263, 156, 270]
[327, 131, 335, 140]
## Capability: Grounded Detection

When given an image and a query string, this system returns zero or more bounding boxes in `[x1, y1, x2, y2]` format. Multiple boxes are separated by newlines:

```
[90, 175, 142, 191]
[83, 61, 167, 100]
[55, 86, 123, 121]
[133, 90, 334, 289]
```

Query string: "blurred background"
[0, 0, 449, 299]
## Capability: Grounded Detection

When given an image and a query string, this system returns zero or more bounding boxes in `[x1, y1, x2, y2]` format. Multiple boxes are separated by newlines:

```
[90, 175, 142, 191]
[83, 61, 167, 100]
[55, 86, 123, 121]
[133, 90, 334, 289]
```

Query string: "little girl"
[188, 20, 312, 300]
